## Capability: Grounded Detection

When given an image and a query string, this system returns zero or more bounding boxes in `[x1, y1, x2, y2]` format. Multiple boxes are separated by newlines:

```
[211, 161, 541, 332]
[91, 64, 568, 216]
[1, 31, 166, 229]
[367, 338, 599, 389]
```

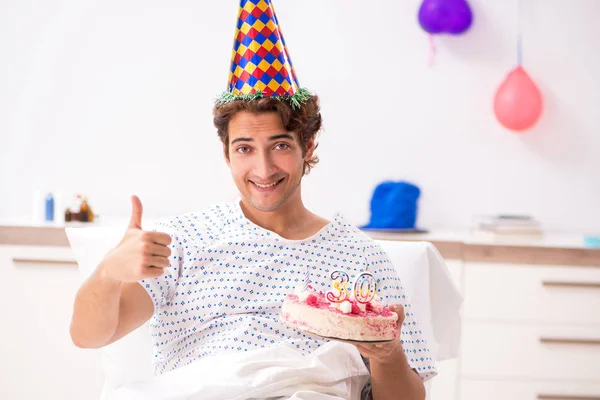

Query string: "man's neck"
[239, 196, 328, 240]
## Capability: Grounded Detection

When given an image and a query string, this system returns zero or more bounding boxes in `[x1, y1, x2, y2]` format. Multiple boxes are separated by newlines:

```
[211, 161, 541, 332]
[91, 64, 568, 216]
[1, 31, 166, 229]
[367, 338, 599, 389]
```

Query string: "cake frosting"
[280, 289, 399, 342]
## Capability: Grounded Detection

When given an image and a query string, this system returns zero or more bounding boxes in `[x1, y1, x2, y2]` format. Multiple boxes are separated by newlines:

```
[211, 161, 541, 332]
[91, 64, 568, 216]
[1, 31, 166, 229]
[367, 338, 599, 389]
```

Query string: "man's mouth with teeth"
[250, 178, 284, 189]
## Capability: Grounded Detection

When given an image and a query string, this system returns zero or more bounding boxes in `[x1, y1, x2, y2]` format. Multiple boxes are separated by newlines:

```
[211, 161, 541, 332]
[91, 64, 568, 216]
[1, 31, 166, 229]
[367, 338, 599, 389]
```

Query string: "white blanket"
[108, 341, 370, 400]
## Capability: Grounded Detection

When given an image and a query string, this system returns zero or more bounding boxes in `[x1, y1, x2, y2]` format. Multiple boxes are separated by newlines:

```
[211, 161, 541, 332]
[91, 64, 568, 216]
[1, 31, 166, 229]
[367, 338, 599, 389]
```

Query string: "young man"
[70, 1, 435, 398]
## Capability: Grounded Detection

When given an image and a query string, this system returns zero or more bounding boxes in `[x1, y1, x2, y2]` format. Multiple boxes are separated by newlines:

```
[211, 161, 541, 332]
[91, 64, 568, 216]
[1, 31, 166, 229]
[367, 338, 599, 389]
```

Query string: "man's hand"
[355, 305, 425, 400]
[354, 304, 406, 364]
[98, 195, 173, 283]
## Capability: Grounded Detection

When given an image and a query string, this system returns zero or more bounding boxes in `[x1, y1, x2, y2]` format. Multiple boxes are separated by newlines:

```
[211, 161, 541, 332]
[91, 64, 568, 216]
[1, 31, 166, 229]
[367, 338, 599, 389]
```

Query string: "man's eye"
[275, 143, 290, 150]
[236, 146, 250, 153]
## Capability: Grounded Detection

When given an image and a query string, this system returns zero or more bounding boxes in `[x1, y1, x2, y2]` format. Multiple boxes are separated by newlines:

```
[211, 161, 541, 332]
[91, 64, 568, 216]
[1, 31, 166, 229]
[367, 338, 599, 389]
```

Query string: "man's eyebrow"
[230, 133, 293, 145]
[230, 137, 253, 145]
[268, 133, 294, 141]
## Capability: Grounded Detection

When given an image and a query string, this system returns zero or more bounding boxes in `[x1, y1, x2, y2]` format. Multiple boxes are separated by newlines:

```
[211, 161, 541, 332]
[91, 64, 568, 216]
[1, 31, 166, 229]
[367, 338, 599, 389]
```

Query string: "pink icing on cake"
[280, 291, 399, 342]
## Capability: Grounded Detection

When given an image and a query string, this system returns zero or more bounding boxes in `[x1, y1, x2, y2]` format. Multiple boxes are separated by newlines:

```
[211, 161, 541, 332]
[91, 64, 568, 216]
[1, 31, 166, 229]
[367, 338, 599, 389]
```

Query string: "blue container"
[584, 236, 600, 248]
[45, 193, 54, 221]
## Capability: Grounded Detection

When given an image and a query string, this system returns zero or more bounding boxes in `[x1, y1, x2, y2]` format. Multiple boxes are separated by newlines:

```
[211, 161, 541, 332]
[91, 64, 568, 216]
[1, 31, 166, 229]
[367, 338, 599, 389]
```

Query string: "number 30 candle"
[326, 270, 377, 304]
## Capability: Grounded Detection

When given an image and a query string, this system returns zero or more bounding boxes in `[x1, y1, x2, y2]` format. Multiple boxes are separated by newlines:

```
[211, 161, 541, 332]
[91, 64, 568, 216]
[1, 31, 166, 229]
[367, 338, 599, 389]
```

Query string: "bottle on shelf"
[79, 196, 90, 222]
[45, 193, 54, 222]
[64, 208, 72, 222]
[78, 195, 95, 222]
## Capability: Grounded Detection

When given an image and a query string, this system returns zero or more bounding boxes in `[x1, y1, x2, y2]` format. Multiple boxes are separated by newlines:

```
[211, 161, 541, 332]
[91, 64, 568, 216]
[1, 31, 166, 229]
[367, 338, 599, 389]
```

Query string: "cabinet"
[428, 259, 463, 400]
[458, 262, 600, 399]
[0, 245, 104, 400]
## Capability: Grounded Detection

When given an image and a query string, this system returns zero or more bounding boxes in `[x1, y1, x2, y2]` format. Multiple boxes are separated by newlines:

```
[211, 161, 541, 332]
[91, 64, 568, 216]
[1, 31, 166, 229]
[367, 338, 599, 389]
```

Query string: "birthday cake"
[280, 271, 399, 342]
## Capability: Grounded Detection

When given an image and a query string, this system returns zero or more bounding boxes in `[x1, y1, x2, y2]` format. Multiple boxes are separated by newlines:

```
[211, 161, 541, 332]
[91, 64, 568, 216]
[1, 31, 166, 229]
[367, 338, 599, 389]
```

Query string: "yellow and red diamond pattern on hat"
[226, 0, 300, 97]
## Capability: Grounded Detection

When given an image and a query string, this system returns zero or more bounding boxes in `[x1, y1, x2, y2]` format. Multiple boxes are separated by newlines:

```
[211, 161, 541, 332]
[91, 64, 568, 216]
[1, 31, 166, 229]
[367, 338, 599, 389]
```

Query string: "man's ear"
[223, 142, 231, 168]
[304, 137, 316, 161]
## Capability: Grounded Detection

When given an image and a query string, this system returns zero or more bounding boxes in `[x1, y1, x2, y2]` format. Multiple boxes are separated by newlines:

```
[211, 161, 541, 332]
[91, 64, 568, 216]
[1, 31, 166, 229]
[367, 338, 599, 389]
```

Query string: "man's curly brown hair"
[213, 95, 322, 175]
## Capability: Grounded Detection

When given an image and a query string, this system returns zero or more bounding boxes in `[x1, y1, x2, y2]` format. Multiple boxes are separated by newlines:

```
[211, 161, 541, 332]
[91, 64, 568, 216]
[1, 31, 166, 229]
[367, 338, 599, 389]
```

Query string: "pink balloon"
[493, 66, 543, 132]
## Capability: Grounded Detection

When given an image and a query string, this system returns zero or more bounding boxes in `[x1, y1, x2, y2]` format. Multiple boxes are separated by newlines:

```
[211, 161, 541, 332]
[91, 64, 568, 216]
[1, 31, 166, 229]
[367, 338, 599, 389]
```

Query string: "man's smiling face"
[225, 111, 314, 213]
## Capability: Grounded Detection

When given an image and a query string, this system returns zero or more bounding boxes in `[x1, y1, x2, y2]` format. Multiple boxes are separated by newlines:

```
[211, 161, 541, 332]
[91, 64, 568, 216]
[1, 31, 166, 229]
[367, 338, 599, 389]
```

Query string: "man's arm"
[369, 348, 425, 400]
[70, 276, 154, 348]
[70, 195, 172, 348]
[355, 305, 426, 400]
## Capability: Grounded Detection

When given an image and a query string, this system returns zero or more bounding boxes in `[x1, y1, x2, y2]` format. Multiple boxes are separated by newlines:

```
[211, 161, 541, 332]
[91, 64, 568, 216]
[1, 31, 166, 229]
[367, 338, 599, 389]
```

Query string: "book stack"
[472, 215, 543, 239]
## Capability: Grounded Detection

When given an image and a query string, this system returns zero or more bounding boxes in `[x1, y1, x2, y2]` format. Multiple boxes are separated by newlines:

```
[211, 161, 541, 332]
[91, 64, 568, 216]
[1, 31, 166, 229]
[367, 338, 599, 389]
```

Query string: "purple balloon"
[418, 0, 473, 35]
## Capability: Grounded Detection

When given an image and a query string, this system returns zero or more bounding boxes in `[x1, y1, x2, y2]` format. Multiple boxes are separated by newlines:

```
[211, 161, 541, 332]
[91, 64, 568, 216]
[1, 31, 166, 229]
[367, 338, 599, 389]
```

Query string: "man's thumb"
[129, 195, 143, 229]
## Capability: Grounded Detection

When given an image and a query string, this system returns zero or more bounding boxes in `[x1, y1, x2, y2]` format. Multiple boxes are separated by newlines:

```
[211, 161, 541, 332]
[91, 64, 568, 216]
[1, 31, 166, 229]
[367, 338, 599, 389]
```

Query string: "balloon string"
[428, 34, 436, 66]
[517, 0, 523, 65]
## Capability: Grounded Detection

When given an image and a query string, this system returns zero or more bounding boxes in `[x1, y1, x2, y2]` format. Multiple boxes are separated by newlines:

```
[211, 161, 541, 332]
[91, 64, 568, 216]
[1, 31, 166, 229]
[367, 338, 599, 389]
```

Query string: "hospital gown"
[140, 201, 436, 384]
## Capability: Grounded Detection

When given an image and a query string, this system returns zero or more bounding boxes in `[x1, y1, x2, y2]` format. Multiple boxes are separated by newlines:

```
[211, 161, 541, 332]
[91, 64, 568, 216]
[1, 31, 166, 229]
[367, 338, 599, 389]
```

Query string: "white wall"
[1, 0, 599, 233]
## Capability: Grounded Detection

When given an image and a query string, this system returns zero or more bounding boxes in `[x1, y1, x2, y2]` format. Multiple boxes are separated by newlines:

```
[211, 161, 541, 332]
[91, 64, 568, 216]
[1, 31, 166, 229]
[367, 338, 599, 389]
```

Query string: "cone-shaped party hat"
[216, 0, 311, 109]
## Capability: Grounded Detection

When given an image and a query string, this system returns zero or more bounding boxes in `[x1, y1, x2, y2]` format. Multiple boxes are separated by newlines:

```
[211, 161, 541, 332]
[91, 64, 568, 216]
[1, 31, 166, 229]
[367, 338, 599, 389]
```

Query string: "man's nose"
[254, 152, 278, 179]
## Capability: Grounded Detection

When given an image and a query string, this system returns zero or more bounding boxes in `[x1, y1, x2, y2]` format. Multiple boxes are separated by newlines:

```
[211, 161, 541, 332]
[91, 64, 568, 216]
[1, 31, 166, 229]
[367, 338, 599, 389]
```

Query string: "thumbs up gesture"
[128, 195, 145, 230]
[98, 196, 173, 283]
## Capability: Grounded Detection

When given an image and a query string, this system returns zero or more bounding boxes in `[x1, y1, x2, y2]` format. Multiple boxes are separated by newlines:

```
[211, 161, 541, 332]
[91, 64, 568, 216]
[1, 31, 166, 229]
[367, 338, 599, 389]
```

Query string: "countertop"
[2, 218, 599, 266]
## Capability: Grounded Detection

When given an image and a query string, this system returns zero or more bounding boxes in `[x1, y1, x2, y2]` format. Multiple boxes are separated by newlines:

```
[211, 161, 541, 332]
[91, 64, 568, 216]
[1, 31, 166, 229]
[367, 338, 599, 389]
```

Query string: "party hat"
[216, 0, 311, 109]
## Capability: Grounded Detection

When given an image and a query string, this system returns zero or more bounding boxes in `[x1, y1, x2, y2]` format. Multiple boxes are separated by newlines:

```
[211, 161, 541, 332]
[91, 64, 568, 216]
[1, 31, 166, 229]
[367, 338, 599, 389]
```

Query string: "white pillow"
[65, 225, 156, 392]
[376, 240, 463, 361]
